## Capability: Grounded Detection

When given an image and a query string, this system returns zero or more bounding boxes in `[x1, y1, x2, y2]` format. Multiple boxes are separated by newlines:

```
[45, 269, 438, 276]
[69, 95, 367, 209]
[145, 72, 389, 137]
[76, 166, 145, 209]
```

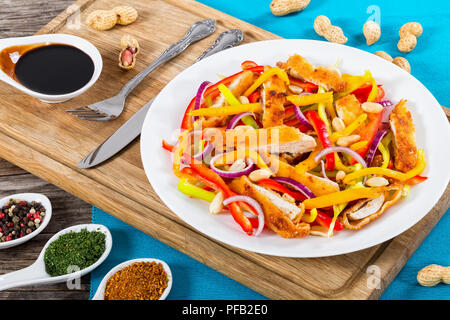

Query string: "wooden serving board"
[0, 0, 448, 299]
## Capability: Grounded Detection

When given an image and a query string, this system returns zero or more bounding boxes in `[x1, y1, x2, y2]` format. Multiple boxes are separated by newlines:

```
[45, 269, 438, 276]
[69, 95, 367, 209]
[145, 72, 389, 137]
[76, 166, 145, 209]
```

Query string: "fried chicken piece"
[261, 74, 287, 127]
[389, 100, 417, 172]
[277, 54, 346, 92]
[201, 70, 255, 128]
[229, 176, 310, 238]
[335, 94, 363, 126]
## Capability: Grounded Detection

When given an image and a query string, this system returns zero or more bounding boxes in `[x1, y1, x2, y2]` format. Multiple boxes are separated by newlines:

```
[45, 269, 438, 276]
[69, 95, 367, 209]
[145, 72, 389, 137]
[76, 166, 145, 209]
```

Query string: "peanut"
[336, 134, 360, 147]
[314, 16, 348, 44]
[373, 51, 393, 62]
[336, 170, 346, 181]
[392, 56, 411, 73]
[310, 225, 329, 237]
[332, 117, 346, 132]
[113, 6, 138, 25]
[86, 10, 117, 31]
[417, 265, 450, 287]
[249, 169, 272, 182]
[399, 22, 423, 38]
[397, 33, 417, 53]
[397, 22, 422, 53]
[239, 96, 250, 104]
[366, 176, 389, 187]
[363, 20, 381, 45]
[361, 102, 383, 113]
[270, 0, 310, 16]
[288, 85, 304, 94]
[209, 192, 224, 214]
[118, 34, 140, 70]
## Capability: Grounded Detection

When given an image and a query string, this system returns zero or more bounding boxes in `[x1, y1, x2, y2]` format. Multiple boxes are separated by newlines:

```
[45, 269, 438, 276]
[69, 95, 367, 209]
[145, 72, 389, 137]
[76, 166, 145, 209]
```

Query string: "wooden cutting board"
[0, 0, 448, 299]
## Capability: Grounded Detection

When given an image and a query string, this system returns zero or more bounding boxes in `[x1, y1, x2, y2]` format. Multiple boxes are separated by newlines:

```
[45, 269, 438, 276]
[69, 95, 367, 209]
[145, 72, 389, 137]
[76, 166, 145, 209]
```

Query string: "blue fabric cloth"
[90, 0, 450, 300]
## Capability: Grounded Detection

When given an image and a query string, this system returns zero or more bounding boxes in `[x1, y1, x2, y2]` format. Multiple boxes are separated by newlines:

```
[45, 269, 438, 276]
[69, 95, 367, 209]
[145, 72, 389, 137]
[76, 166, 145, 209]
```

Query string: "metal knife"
[78, 29, 244, 169]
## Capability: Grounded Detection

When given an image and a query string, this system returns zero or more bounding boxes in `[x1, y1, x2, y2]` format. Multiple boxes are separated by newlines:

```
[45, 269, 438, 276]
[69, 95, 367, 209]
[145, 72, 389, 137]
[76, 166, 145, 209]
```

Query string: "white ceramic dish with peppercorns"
[0, 193, 52, 249]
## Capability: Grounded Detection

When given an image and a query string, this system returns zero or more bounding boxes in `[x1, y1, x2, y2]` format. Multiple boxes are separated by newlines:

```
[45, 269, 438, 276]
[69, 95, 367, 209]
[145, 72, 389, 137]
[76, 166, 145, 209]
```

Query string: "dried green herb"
[44, 228, 105, 277]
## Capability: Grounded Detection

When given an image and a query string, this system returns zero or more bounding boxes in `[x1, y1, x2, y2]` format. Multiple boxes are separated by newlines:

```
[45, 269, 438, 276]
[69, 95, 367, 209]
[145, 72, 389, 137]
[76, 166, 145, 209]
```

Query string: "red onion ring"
[209, 153, 254, 178]
[227, 112, 256, 130]
[314, 146, 367, 168]
[273, 177, 315, 199]
[223, 195, 264, 236]
[365, 129, 388, 166]
[193, 142, 214, 161]
[193, 81, 211, 121]
[381, 101, 395, 123]
[293, 106, 313, 130]
[320, 160, 329, 180]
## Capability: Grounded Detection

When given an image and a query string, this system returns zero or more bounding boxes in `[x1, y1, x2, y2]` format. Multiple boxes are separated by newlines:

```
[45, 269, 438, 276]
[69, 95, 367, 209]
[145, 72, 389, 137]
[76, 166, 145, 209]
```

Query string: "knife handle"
[119, 19, 216, 96]
[195, 29, 243, 63]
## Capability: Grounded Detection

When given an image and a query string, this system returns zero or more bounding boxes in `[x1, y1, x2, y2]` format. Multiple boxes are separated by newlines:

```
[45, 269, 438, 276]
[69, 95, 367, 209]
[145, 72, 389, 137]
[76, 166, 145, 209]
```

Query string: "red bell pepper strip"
[248, 91, 261, 103]
[350, 112, 382, 164]
[180, 96, 197, 131]
[182, 154, 254, 235]
[405, 175, 428, 185]
[241, 60, 258, 70]
[352, 84, 385, 103]
[316, 210, 343, 231]
[257, 179, 307, 201]
[162, 140, 175, 152]
[305, 110, 335, 171]
[288, 77, 318, 93]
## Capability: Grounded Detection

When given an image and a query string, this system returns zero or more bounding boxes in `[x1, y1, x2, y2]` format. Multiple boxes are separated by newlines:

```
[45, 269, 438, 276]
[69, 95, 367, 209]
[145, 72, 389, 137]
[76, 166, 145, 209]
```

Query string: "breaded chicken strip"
[335, 94, 363, 126]
[261, 74, 287, 127]
[229, 176, 310, 238]
[389, 100, 417, 172]
[277, 54, 346, 92]
[201, 70, 255, 128]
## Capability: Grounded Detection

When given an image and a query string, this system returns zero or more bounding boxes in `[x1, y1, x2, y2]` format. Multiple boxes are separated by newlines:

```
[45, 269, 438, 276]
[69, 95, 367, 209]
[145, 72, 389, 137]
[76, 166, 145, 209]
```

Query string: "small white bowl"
[92, 258, 173, 300]
[0, 193, 52, 249]
[0, 34, 102, 103]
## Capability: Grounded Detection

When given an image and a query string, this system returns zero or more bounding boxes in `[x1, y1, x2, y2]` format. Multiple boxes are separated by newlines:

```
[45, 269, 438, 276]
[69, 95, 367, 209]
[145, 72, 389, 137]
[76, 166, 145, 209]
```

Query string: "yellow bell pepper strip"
[334, 153, 355, 173]
[218, 84, 259, 129]
[287, 92, 333, 107]
[243, 67, 290, 97]
[303, 187, 385, 209]
[172, 130, 191, 177]
[402, 184, 410, 197]
[177, 178, 216, 202]
[295, 145, 321, 174]
[350, 140, 368, 151]
[316, 87, 333, 133]
[302, 208, 318, 223]
[212, 149, 271, 172]
[344, 149, 426, 184]
[188, 103, 262, 117]
[330, 113, 368, 142]
[366, 70, 378, 102]
[377, 141, 390, 169]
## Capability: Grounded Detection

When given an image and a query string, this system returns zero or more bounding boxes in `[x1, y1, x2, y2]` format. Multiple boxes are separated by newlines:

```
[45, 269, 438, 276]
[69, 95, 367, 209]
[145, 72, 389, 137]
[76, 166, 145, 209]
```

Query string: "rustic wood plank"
[0, 0, 91, 300]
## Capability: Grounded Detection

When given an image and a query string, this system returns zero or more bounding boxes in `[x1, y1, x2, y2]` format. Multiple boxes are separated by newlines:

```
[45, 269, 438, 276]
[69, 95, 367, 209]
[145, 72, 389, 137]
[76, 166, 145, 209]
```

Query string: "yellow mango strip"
[350, 140, 368, 151]
[303, 187, 385, 209]
[302, 208, 318, 223]
[212, 149, 271, 172]
[344, 149, 426, 184]
[188, 103, 262, 117]
[287, 92, 333, 107]
[330, 113, 368, 142]
[243, 67, 289, 97]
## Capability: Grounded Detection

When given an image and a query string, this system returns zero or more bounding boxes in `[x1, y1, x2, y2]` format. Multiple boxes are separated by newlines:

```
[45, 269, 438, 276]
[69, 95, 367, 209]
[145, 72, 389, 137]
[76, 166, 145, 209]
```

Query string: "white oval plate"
[141, 39, 450, 258]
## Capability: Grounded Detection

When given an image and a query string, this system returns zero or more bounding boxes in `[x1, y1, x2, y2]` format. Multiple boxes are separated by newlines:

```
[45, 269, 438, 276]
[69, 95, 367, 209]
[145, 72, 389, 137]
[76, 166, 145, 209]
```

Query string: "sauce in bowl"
[0, 43, 94, 95]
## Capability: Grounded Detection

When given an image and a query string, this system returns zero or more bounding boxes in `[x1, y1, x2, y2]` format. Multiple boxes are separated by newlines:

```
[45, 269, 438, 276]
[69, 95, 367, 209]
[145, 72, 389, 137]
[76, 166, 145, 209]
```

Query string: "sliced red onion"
[223, 195, 264, 236]
[193, 142, 214, 161]
[193, 81, 211, 121]
[378, 100, 393, 107]
[381, 103, 395, 123]
[366, 129, 388, 166]
[293, 106, 313, 130]
[227, 112, 255, 130]
[314, 146, 367, 168]
[209, 153, 254, 178]
[320, 160, 329, 180]
[273, 177, 315, 199]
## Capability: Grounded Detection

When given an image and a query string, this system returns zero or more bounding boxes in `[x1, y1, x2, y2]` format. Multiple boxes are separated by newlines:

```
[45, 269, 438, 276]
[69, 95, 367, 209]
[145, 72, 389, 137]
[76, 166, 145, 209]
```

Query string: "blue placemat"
[90, 0, 450, 299]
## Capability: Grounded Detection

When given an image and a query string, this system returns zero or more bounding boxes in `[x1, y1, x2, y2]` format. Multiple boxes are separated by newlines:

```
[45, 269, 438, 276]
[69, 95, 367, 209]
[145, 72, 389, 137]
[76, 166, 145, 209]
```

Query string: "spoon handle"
[0, 262, 43, 291]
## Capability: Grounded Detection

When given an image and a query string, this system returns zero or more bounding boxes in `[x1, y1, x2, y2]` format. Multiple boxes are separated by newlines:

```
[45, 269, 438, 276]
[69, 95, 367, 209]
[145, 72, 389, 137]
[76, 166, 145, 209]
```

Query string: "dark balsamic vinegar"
[11, 44, 94, 95]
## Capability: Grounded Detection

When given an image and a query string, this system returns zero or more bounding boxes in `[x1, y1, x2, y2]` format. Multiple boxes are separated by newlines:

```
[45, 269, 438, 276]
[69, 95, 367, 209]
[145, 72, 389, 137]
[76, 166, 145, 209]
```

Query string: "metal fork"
[66, 19, 216, 121]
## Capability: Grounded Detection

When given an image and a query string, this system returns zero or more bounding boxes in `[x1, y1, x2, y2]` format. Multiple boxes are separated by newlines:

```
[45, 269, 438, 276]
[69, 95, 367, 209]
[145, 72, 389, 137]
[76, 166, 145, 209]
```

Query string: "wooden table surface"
[0, 0, 91, 299]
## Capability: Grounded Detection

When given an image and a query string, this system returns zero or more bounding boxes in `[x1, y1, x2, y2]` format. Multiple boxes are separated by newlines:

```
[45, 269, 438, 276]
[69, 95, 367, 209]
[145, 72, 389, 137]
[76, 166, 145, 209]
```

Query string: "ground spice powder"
[104, 261, 169, 300]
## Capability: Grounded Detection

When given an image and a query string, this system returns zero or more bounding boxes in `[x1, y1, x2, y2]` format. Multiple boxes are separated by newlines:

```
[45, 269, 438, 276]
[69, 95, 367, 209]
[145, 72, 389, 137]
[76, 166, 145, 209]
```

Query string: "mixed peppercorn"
[0, 199, 46, 242]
